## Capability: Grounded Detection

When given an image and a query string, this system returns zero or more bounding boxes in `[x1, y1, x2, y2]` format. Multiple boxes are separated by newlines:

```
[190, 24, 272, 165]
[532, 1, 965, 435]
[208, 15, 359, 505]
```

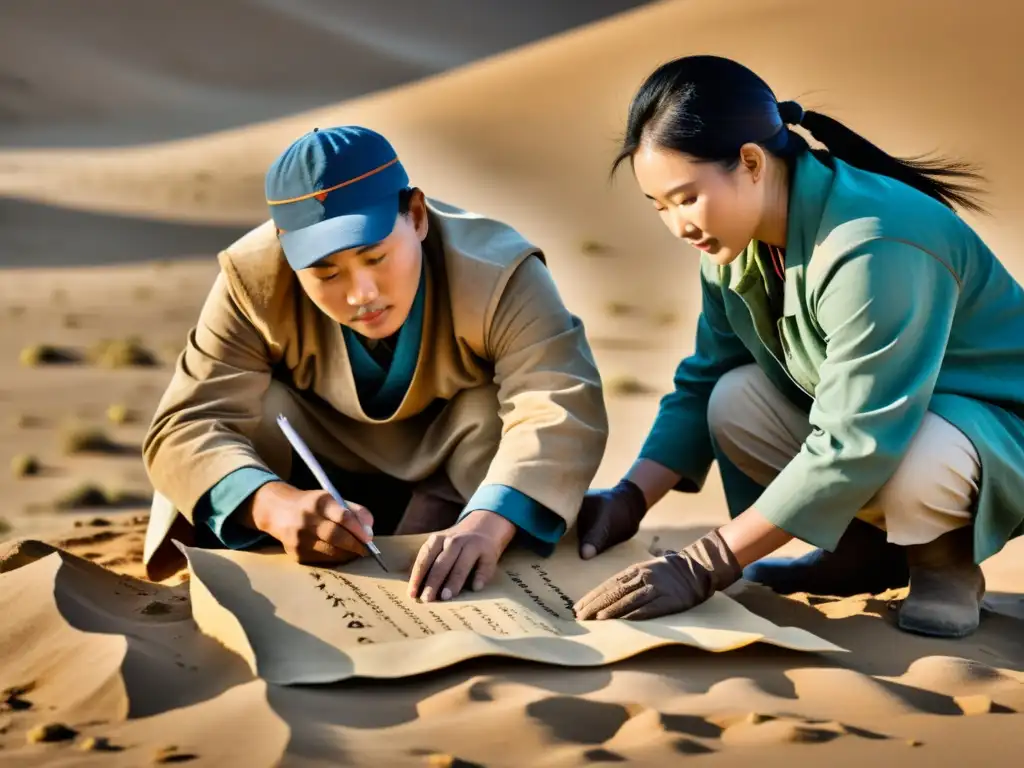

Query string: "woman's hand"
[576, 479, 649, 559]
[573, 507, 794, 620]
[573, 528, 741, 620]
[576, 460, 685, 559]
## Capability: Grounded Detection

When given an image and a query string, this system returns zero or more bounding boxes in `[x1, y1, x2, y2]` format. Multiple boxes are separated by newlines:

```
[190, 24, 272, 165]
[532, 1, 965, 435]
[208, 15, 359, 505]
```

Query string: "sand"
[1, 0, 1023, 764]
[0, 0, 649, 148]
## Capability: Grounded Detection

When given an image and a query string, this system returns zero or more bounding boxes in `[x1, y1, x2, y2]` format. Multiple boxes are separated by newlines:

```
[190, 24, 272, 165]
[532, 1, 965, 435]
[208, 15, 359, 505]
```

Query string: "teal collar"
[724, 151, 835, 313]
[343, 262, 426, 420]
[784, 150, 834, 272]
[727, 150, 836, 307]
[780, 150, 835, 315]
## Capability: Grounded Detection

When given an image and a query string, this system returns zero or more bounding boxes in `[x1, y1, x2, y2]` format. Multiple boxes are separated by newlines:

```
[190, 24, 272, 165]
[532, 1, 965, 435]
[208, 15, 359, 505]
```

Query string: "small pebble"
[26, 723, 77, 743]
[907, 739, 923, 747]
[2, 685, 34, 713]
[141, 601, 172, 616]
[425, 755, 481, 768]
[79, 736, 121, 752]
[154, 745, 198, 763]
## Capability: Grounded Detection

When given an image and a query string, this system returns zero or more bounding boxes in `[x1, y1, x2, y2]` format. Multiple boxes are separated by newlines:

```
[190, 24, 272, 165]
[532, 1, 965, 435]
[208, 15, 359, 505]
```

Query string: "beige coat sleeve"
[480, 255, 609, 527]
[142, 270, 276, 519]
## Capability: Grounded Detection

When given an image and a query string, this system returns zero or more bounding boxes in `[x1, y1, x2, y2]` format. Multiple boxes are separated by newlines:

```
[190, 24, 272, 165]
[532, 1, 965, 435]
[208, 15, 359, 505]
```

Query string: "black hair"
[612, 55, 985, 214]
[398, 186, 416, 215]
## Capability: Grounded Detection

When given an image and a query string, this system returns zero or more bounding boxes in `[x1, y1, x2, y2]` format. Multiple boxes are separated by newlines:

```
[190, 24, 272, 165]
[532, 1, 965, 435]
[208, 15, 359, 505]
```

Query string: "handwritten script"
[305, 563, 565, 645]
[182, 534, 844, 684]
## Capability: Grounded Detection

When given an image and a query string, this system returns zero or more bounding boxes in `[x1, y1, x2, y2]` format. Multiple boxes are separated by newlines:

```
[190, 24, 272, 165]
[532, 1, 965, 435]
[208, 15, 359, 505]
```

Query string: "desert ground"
[1, 0, 1022, 765]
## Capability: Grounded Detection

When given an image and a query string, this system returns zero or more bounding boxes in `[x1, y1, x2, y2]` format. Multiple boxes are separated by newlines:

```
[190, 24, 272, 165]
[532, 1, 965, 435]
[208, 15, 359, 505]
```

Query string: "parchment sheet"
[180, 535, 845, 684]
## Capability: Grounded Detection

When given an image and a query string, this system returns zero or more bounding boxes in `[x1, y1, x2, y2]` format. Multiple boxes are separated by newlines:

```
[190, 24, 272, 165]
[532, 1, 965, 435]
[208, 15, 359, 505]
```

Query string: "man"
[141, 125, 608, 602]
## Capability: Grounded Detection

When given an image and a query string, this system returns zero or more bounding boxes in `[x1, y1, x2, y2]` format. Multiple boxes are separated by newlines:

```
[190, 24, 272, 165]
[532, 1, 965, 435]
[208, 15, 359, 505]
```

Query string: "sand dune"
[1, 0, 1023, 765]
[1, 199, 248, 268]
[0, 0, 650, 147]
[1, 0, 1021, 341]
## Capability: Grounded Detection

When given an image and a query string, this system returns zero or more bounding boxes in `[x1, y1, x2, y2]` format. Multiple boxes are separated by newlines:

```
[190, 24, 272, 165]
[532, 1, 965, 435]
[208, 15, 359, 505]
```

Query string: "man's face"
[296, 190, 428, 339]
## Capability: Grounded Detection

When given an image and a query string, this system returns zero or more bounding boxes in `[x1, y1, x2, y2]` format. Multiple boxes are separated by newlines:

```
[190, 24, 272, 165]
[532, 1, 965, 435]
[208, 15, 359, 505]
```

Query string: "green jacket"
[640, 149, 1024, 564]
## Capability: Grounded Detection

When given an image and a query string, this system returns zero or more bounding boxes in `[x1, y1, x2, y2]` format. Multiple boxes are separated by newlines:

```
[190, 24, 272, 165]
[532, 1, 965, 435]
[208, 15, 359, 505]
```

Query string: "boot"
[897, 526, 985, 638]
[743, 518, 909, 596]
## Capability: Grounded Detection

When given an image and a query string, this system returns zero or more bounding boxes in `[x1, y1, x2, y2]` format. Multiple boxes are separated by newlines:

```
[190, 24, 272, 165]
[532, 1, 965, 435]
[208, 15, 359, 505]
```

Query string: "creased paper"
[181, 536, 844, 685]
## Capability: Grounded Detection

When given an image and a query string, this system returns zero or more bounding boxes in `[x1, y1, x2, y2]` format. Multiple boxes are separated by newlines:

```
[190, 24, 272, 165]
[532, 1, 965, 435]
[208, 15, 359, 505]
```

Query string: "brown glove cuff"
[677, 528, 743, 593]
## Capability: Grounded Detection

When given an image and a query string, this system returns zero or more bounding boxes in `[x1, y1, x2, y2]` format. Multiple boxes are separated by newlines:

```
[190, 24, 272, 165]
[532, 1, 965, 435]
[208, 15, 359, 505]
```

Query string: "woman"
[572, 55, 1024, 639]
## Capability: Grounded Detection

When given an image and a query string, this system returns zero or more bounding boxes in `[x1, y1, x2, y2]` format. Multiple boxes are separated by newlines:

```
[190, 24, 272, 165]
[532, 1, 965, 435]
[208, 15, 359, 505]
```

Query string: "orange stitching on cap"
[266, 156, 399, 206]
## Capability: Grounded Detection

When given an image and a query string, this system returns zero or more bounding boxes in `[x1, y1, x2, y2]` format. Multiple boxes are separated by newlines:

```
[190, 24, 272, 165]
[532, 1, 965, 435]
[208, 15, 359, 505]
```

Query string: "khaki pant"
[707, 364, 979, 546]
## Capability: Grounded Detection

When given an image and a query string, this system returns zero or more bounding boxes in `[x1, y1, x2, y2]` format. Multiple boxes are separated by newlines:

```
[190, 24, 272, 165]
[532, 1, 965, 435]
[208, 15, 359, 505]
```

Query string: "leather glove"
[576, 479, 648, 559]
[573, 528, 742, 620]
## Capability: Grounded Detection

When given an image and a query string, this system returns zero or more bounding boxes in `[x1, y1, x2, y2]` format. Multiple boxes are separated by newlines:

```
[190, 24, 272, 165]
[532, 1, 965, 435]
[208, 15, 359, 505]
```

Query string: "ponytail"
[790, 105, 986, 214]
[615, 56, 986, 215]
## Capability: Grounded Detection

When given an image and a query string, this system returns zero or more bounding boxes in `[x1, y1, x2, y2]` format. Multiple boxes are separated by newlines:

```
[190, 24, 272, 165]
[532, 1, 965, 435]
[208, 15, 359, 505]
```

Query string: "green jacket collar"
[785, 150, 834, 269]
[726, 149, 836, 315]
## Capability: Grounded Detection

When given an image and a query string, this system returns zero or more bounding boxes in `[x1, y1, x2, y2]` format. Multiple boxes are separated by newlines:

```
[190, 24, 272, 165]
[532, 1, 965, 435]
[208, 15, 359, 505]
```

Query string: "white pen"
[275, 414, 389, 572]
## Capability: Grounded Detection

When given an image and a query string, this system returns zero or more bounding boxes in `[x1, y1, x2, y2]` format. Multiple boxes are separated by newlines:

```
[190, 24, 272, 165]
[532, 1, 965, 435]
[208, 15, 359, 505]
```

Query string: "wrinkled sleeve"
[142, 270, 276, 521]
[470, 254, 609, 532]
[638, 267, 755, 491]
[461, 483, 563, 555]
[194, 467, 279, 549]
[753, 241, 960, 550]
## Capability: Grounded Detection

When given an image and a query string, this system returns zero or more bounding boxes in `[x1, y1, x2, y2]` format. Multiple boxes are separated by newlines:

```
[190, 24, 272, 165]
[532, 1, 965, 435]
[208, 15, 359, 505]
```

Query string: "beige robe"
[141, 199, 609, 573]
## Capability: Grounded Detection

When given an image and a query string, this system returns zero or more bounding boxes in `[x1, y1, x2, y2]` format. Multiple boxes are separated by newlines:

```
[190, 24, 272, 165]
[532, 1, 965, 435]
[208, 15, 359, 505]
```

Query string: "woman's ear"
[738, 142, 768, 184]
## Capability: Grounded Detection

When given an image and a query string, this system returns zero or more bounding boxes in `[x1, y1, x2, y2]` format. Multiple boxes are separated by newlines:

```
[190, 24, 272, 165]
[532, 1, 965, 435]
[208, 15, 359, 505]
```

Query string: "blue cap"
[265, 126, 410, 270]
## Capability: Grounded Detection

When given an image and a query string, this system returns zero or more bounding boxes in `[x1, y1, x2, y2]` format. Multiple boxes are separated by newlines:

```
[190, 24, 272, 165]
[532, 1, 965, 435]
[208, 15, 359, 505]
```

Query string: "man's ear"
[408, 188, 429, 241]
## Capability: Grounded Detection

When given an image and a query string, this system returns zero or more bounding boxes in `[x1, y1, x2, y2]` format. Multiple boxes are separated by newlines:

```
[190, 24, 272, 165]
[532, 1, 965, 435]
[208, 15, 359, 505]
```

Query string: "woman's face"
[631, 141, 768, 265]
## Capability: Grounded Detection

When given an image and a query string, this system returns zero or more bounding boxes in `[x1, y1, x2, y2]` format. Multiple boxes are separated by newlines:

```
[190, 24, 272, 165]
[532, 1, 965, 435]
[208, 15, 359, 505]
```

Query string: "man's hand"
[576, 479, 648, 560]
[407, 509, 516, 602]
[247, 481, 375, 565]
[573, 529, 741, 620]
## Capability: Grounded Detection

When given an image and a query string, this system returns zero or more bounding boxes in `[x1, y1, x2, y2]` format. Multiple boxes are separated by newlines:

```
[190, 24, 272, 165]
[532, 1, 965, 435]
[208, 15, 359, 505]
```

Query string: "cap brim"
[278, 196, 399, 270]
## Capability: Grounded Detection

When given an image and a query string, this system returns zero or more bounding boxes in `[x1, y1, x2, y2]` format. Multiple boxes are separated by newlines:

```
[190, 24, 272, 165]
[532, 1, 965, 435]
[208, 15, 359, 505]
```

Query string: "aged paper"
[181, 535, 845, 685]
